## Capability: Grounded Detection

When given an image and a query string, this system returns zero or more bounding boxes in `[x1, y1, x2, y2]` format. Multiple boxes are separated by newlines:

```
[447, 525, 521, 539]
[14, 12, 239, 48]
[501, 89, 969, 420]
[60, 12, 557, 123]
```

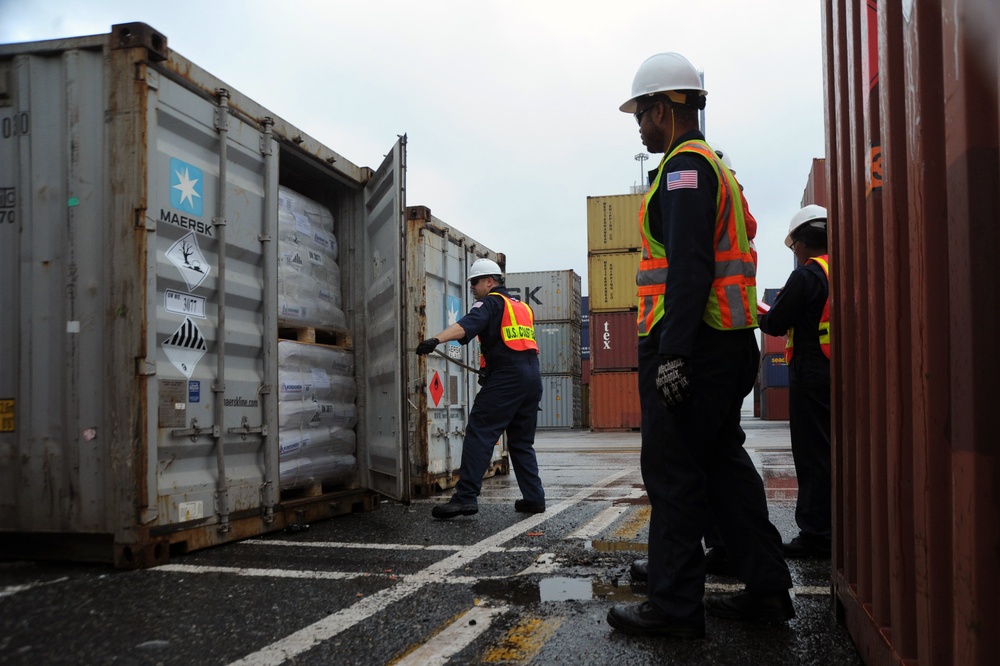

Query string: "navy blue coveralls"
[449, 286, 545, 506]
[640, 130, 791, 625]
[758, 261, 832, 548]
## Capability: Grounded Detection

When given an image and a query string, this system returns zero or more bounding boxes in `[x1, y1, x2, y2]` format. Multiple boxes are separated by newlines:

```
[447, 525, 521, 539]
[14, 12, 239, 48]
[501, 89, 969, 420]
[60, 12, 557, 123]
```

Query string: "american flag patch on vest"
[666, 170, 698, 190]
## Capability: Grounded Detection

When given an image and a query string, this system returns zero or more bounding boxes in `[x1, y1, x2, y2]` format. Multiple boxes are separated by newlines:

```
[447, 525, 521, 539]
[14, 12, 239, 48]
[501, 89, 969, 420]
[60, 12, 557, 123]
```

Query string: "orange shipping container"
[589, 371, 641, 431]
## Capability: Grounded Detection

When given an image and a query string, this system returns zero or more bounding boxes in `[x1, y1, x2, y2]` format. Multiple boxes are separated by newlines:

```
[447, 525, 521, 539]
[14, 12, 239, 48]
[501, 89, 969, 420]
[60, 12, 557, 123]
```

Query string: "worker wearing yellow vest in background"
[758, 205, 832, 559]
[415, 258, 545, 520]
[607, 52, 793, 640]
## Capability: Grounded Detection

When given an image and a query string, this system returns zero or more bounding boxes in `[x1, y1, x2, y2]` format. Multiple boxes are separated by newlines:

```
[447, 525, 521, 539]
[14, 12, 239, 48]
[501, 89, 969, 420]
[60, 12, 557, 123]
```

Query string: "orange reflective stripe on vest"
[785, 254, 831, 362]
[488, 292, 539, 352]
[636, 140, 758, 336]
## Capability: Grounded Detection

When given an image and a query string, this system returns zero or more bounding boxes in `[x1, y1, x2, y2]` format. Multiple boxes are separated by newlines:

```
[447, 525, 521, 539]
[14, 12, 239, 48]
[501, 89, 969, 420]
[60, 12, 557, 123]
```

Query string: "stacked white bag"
[278, 340, 358, 490]
[277, 186, 347, 331]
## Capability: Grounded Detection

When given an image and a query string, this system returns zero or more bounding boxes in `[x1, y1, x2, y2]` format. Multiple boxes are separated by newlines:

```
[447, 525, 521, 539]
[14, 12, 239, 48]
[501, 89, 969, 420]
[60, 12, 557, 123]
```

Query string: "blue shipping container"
[760, 353, 789, 388]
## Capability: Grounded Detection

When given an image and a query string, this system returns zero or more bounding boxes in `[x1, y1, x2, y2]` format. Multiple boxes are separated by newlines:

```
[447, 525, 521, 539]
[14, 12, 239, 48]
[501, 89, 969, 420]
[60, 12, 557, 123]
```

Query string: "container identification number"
[0, 188, 13, 224]
[1, 113, 29, 139]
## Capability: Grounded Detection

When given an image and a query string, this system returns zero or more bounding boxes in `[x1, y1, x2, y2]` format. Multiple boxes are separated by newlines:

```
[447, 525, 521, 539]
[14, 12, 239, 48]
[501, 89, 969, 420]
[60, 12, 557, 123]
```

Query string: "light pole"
[635, 153, 649, 189]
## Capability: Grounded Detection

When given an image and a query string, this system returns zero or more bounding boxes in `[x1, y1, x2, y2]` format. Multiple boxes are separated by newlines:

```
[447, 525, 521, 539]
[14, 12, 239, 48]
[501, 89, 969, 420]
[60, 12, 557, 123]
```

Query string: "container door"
[360, 136, 409, 501]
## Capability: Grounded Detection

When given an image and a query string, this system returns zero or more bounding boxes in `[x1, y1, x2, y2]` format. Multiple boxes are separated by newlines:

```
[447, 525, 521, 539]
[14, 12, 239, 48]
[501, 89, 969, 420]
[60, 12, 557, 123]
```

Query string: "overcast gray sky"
[1, 0, 826, 296]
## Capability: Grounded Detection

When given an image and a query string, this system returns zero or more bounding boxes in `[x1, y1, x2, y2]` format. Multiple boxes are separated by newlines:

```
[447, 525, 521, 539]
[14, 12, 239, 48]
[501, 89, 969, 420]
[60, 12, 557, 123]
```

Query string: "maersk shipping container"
[534, 322, 582, 376]
[0, 24, 417, 567]
[505, 269, 582, 323]
[586, 193, 643, 253]
[536, 375, 581, 429]
[404, 206, 508, 495]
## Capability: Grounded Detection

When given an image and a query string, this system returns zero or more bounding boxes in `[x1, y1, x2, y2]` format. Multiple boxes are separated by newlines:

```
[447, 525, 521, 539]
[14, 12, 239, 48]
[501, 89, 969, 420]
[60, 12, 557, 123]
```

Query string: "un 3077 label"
[165, 289, 206, 318]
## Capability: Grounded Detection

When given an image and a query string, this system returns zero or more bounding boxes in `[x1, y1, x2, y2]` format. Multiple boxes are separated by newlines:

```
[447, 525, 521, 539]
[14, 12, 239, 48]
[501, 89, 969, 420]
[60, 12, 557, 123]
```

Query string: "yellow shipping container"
[587, 251, 640, 312]
[586, 194, 643, 253]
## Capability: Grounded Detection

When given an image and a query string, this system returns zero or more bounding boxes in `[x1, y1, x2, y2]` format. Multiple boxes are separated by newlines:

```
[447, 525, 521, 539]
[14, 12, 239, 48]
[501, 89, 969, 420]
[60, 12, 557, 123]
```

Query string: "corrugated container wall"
[534, 322, 582, 376]
[589, 311, 639, 371]
[824, 2, 998, 664]
[588, 372, 641, 431]
[585, 194, 643, 253]
[801, 157, 828, 208]
[581, 296, 590, 360]
[536, 375, 582, 430]
[587, 252, 640, 312]
[404, 206, 508, 495]
[0, 25, 413, 567]
[505, 270, 581, 323]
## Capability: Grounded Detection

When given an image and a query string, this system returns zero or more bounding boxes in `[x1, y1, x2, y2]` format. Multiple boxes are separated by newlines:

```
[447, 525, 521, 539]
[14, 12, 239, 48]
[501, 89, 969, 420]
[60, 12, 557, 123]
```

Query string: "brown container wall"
[824, 1, 999, 664]
[801, 157, 829, 207]
[589, 311, 639, 371]
[586, 194, 643, 253]
[587, 251, 641, 312]
[588, 371, 641, 431]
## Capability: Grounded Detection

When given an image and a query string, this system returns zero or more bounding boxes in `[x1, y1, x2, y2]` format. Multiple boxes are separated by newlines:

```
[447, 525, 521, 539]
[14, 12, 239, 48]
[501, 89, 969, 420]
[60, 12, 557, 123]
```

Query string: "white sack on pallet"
[277, 186, 346, 330]
[278, 400, 357, 430]
[278, 342, 354, 376]
[279, 454, 357, 489]
[279, 426, 357, 460]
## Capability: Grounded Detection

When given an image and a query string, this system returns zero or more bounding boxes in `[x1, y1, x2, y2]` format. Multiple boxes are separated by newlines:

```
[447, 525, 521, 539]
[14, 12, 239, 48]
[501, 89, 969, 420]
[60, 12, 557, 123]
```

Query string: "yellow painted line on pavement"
[481, 616, 563, 664]
[391, 602, 509, 666]
[612, 505, 651, 540]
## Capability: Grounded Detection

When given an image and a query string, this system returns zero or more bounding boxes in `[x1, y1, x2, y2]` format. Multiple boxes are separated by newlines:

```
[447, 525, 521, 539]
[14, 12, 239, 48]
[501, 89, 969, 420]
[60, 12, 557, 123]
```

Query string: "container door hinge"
[228, 415, 266, 440]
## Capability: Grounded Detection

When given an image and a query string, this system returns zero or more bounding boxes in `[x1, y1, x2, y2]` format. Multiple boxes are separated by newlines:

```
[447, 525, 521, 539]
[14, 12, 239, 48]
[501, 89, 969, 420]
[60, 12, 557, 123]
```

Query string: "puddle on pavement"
[473, 576, 647, 604]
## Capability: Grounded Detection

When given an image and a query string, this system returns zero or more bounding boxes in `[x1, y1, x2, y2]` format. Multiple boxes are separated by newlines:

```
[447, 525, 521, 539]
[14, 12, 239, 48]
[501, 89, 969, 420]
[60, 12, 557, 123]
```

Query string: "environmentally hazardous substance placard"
[166, 232, 210, 291]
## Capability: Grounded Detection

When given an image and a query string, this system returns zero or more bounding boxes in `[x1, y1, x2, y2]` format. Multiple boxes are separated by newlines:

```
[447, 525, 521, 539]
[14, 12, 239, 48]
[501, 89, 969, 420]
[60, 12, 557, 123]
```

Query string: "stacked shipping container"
[505, 271, 582, 429]
[586, 194, 643, 430]
[759, 286, 789, 420]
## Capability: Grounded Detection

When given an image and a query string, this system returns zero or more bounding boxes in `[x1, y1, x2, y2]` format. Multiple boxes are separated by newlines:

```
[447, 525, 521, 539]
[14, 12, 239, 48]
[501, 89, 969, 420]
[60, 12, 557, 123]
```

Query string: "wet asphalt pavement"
[0, 414, 862, 665]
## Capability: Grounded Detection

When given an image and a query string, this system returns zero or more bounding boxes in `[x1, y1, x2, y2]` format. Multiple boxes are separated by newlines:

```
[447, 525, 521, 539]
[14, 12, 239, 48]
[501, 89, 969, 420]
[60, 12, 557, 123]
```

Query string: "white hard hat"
[620, 52, 707, 113]
[712, 144, 734, 172]
[468, 258, 502, 282]
[786, 204, 828, 248]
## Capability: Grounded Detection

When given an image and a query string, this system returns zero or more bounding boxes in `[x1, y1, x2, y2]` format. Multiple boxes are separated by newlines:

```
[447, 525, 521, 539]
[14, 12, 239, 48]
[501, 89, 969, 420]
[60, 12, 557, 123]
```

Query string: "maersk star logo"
[170, 157, 203, 216]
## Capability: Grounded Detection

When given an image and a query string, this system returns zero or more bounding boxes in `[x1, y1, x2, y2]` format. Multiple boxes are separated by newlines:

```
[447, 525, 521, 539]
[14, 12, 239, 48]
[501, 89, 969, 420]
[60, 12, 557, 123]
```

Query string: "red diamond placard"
[429, 371, 444, 407]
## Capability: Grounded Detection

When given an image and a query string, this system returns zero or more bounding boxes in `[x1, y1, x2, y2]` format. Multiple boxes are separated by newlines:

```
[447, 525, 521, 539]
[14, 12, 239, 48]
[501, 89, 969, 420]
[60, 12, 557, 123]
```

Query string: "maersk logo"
[170, 157, 204, 216]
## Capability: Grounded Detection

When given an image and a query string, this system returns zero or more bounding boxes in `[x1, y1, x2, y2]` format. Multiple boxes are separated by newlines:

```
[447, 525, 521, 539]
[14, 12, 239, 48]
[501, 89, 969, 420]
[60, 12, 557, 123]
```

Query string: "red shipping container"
[590, 311, 639, 371]
[589, 371, 641, 430]
[581, 358, 591, 385]
[760, 387, 789, 421]
[761, 332, 786, 355]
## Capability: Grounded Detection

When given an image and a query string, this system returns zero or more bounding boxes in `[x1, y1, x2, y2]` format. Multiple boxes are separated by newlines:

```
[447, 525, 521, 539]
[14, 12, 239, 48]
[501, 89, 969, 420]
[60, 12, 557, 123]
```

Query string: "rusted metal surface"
[824, 1, 999, 664]
[588, 372, 641, 431]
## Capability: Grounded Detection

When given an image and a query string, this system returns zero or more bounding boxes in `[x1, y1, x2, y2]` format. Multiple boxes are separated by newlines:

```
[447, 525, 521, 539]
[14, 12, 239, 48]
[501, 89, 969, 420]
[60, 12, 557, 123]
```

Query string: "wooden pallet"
[279, 477, 361, 503]
[278, 325, 352, 347]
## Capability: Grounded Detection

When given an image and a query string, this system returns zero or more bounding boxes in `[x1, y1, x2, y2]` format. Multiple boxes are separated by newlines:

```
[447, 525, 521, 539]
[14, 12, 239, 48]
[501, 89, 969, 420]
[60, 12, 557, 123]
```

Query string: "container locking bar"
[171, 418, 220, 441]
[228, 415, 266, 440]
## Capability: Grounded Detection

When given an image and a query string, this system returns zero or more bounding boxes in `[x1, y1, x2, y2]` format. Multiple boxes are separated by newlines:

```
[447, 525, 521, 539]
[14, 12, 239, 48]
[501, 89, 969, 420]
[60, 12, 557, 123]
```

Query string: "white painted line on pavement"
[156, 564, 362, 580]
[393, 603, 509, 666]
[241, 540, 537, 553]
[0, 576, 69, 598]
[566, 505, 629, 540]
[228, 466, 637, 666]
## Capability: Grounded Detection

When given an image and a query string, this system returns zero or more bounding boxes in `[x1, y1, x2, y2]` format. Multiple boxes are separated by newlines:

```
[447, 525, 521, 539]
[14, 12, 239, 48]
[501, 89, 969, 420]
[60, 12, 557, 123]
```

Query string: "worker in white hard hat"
[759, 205, 832, 559]
[415, 258, 546, 520]
[606, 52, 793, 639]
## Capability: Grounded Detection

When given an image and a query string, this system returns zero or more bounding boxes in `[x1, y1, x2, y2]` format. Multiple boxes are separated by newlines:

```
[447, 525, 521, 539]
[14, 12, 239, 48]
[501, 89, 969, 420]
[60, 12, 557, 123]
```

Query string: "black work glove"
[416, 338, 439, 355]
[655, 357, 691, 410]
[477, 368, 488, 386]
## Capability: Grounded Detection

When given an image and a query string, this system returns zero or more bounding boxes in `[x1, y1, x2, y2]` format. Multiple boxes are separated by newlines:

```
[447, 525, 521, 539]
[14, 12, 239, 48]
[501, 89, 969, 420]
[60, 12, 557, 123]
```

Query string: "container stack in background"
[586, 194, 643, 430]
[580, 297, 590, 428]
[756, 157, 828, 421]
[505, 270, 583, 429]
[758, 287, 789, 420]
